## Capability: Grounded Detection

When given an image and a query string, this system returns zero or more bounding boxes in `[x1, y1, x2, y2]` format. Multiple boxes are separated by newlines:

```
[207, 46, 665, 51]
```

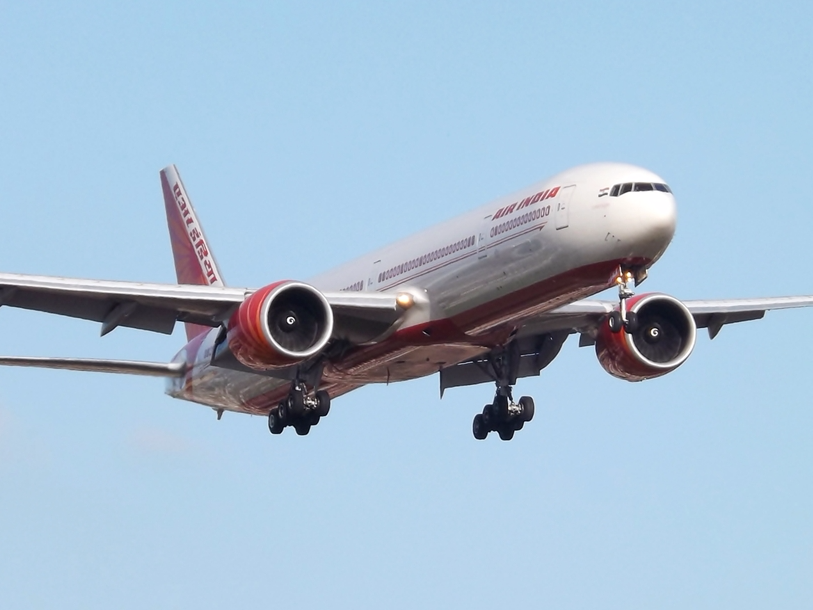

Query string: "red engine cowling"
[595, 293, 697, 381]
[226, 280, 334, 370]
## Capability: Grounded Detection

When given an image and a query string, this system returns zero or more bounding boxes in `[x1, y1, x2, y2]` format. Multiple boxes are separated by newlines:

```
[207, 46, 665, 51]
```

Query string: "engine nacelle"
[595, 293, 697, 381]
[226, 280, 334, 370]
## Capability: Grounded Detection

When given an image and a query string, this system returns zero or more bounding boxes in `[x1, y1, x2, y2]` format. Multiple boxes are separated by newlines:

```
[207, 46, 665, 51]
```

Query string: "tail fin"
[160, 164, 226, 341]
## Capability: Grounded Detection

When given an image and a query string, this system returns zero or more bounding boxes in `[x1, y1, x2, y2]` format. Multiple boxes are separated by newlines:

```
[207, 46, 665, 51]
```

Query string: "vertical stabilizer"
[160, 165, 225, 341]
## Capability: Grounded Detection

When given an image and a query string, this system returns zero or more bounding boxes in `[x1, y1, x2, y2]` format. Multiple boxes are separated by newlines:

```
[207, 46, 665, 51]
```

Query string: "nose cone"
[610, 192, 677, 264]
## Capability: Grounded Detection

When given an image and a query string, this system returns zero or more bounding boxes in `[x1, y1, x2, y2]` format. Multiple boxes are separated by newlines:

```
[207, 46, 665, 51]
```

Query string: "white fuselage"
[169, 162, 677, 414]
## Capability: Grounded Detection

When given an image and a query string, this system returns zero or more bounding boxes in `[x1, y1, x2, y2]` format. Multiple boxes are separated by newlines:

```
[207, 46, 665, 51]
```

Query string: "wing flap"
[323, 291, 402, 343]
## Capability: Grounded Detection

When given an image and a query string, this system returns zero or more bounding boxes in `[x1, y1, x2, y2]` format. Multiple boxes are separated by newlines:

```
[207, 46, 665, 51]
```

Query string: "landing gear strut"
[607, 269, 639, 334]
[471, 347, 535, 441]
[267, 380, 331, 436]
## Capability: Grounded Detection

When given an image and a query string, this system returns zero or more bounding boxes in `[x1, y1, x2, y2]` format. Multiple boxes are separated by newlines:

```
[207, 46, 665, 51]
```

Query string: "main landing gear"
[470, 347, 535, 441]
[472, 385, 535, 441]
[267, 381, 331, 436]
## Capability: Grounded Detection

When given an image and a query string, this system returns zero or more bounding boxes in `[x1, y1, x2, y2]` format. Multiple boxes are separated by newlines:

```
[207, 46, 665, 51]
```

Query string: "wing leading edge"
[0, 356, 185, 377]
[0, 272, 248, 335]
[0, 272, 404, 338]
[545, 295, 813, 340]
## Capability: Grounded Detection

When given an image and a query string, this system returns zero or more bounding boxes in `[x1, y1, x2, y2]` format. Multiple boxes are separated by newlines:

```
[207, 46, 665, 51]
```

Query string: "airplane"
[1, 162, 812, 441]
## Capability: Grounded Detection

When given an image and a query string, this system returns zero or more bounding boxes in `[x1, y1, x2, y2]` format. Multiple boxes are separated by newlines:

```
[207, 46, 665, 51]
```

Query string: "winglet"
[160, 165, 225, 340]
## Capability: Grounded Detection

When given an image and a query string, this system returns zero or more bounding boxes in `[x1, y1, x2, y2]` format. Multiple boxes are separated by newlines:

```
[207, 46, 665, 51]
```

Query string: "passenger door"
[555, 185, 576, 230]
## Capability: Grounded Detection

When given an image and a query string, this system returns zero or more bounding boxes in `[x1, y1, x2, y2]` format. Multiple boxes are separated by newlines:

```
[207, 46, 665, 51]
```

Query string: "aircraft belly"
[324, 343, 487, 384]
[167, 363, 283, 413]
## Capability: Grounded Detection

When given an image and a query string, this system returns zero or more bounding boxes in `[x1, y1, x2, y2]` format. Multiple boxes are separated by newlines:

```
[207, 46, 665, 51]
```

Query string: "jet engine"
[595, 293, 697, 381]
[226, 281, 334, 370]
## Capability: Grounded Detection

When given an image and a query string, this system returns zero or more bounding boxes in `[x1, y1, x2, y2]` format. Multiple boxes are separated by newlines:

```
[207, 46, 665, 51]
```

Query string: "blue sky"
[1, 1, 812, 608]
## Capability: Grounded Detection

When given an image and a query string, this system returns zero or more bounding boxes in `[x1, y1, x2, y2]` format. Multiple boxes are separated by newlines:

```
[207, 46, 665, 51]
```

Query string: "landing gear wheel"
[518, 396, 535, 422]
[482, 404, 495, 429]
[288, 389, 306, 417]
[268, 410, 284, 435]
[608, 311, 623, 333]
[494, 395, 510, 420]
[473, 414, 488, 440]
[294, 422, 311, 436]
[316, 390, 331, 417]
[497, 426, 515, 441]
[277, 400, 289, 424]
[624, 311, 639, 334]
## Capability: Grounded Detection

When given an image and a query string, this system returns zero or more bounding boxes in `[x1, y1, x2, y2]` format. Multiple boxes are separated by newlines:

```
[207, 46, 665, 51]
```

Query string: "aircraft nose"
[643, 193, 677, 244]
[611, 193, 677, 263]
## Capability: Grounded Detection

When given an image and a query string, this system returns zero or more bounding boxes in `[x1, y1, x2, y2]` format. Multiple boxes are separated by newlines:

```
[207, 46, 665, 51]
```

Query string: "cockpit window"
[610, 182, 672, 196]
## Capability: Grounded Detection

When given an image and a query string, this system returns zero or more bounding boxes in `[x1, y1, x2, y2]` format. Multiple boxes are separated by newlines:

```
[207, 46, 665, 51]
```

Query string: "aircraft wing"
[0, 356, 186, 377]
[440, 294, 813, 393]
[543, 295, 813, 340]
[0, 272, 402, 337]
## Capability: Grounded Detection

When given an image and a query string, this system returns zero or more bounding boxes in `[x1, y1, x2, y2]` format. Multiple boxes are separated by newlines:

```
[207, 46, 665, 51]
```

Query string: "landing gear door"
[555, 185, 575, 230]
[478, 215, 492, 259]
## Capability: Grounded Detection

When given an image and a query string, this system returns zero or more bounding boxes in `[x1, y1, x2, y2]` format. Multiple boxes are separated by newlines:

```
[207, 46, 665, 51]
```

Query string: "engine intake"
[226, 281, 334, 370]
[595, 293, 696, 381]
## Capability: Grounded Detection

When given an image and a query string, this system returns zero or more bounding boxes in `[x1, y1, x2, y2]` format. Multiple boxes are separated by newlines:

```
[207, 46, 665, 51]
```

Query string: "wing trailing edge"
[0, 356, 185, 377]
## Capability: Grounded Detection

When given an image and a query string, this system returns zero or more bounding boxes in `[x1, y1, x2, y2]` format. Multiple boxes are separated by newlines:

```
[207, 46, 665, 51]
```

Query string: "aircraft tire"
[482, 404, 495, 429]
[268, 410, 284, 435]
[277, 401, 289, 424]
[608, 311, 623, 333]
[624, 311, 639, 334]
[472, 414, 488, 440]
[288, 390, 306, 417]
[494, 395, 510, 421]
[294, 422, 311, 436]
[497, 426, 515, 441]
[519, 396, 535, 422]
[316, 390, 331, 417]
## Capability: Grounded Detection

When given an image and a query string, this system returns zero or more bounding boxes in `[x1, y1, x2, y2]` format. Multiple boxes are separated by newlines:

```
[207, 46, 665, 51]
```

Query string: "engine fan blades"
[268, 305, 321, 352]
[632, 315, 683, 363]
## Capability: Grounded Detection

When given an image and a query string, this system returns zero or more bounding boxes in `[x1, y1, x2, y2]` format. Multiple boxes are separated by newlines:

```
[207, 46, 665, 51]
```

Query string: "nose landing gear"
[607, 268, 641, 334]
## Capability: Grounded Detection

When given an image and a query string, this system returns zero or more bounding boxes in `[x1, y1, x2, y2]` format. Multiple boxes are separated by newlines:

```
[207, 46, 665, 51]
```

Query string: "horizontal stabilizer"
[0, 356, 185, 377]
